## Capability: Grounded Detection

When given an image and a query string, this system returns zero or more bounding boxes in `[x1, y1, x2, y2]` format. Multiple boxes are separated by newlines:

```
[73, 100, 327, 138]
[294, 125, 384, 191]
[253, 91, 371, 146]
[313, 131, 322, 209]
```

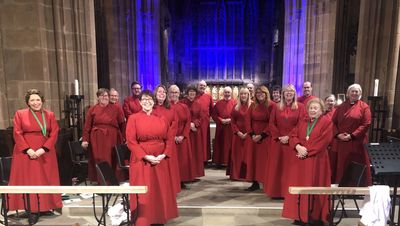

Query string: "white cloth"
[108, 202, 128, 226]
[359, 185, 391, 226]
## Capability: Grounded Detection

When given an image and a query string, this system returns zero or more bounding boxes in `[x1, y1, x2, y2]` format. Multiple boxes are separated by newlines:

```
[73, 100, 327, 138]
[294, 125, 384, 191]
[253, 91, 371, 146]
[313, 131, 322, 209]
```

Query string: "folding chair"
[114, 144, 130, 172]
[68, 141, 88, 185]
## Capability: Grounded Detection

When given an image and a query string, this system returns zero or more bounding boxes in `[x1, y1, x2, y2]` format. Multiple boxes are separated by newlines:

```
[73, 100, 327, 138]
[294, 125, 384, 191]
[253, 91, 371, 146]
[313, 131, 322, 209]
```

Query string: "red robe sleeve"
[13, 111, 31, 153]
[351, 103, 371, 139]
[126, 115, 147, 162]
[245, 105, 254, 134]
[230, 107, 239, 134]
[123, 97, 133, 119]
[211, 103, 222, 125]
[42, 111, 59, 151]
[117, 105, 126, 140]
[262, 101, 275, 135]
[306, 119, 333, 157]
[269, 106, 280, 140]
[183, 106, 191, 139]
[82, 106, 94, 142]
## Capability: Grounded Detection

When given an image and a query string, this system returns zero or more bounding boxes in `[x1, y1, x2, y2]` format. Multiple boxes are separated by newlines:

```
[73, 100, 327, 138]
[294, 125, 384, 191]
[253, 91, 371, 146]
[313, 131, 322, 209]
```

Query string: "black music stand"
[365, 143, 400, 226]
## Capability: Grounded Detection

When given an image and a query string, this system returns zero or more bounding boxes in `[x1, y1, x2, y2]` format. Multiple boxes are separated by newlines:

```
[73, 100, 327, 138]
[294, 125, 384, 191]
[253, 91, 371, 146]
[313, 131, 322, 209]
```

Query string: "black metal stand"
[367, 96, 386, 143]
[66, 95, 84, 140]
[366, 143, 400, 226]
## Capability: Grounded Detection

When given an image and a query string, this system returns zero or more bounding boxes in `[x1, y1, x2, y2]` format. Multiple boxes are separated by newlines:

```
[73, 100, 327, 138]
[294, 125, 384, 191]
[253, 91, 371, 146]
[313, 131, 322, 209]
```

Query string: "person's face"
[198, 82, 207, 93]
[308, 102, 323, 119]
[28, 94, 43, 111]
[140, 95, 154, 112]
[156, 87, 166, 104]
[273, 90, 281, 101]
[348, 88, 361, 102]
[168, 88, 180, 102]
[98, 92, 109, 106]
[325, 97, 336, 110]
[256, 90, 266, 102]
[223, 89, 232, 100]
[247, 84, 254, 95]
[283, 90, 294, 102]
[302, 82, 312, 97]
[109, 91, 119, 104]
[239, 91, 249, 103]
[131, 84, 142, 96]
[188, 90, 196, 101]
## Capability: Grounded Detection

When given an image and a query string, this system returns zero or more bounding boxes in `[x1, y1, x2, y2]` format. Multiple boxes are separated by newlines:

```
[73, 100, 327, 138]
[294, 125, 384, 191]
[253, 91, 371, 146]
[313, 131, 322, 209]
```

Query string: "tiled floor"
[3, 168, 363, 225]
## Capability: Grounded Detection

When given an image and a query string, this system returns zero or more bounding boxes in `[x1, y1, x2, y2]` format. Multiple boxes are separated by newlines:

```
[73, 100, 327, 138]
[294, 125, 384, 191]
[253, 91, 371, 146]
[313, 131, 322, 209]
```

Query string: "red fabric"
[244, 101, 275, 182]
[82, 104, 125, 183]
[8, 109, 62, 212]
[211, 99, 236, 165]
[228, 104, 250, 180]
[332, 100, 372, 186]
[153, 105, 181, 194]
[325, 108, 337, 181]
[122, 95, 141, 120]
[264, 103, 305, 198]
[297, 95, 316, 106]
[181, 98, 205, 178]
[126, 111, 178, 226]
[170, 101, 196, 182]
[282, 115, 333, 222]
[195, 92, 213, 161]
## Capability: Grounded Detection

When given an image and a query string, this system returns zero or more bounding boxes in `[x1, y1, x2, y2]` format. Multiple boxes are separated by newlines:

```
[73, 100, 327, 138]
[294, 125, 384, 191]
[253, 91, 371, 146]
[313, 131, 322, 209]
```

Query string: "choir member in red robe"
[244, 86, 276, 191]
[282, 98, 332, 225]
[109, 88, 120, 105]
[181, 85, 205, 178]
[264, 84, 305, 198]
[123, 81, 142, 120]
[126, 90, 178, 226]
[8, 89, 62, 224]
[169, 85, 196, 187]
[297, 81, 316, 105]
[332, 84, 372, 186]
[324, 94, 337, 181]
[82, 88, 126, 183]
[153, 84, 181, 194]
[211, 86, 236, 166]
[196, 80, 213, 162]
[271, 85, 282, 103]
[247, 83, 255, 101]
[228, 87, 252, 180]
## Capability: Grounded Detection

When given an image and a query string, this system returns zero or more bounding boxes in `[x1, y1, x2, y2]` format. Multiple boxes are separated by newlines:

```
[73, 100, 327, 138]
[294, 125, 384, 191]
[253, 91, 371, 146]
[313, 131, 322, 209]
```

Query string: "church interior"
[0, 0, 400, 225]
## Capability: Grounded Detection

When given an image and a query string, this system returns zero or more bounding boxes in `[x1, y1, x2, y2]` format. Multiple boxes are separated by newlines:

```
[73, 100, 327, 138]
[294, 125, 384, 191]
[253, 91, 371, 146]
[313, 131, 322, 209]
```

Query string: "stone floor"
[3, 168, 364, 226]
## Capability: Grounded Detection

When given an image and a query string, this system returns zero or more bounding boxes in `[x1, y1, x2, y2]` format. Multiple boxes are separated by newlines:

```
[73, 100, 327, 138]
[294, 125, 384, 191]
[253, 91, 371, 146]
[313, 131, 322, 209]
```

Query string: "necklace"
[30, 109, 47, 136]
[306, 117, 319, 141]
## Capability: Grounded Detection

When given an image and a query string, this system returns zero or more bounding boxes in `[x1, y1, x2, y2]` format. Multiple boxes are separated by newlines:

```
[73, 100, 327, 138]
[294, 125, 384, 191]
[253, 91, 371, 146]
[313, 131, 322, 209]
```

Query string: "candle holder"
[367, 96, 386, 143]
[67, 95, 85, 139]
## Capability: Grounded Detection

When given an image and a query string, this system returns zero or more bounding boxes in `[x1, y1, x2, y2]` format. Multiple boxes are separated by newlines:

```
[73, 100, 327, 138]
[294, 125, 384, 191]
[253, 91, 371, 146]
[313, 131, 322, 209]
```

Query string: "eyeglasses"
[99, 94, 109, 97]
[141, 98, 154, 103]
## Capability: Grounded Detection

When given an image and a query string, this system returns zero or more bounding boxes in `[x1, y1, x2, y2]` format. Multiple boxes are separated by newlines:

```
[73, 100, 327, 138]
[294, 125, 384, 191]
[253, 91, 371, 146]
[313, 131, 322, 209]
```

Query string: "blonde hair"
[278, 84, 298, 110]
[252, 85, 271, 109]
[235, 87, 251, 111]
[306, 98, 325, 114]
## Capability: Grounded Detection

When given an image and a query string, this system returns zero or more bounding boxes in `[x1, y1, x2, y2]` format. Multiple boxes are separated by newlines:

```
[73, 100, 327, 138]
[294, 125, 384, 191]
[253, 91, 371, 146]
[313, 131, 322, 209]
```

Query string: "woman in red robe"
[8, 89, 62, 224]
[169, 85, 196, 187]
[211, 86, 236, 166]
[82, 88, 126, 183]
[228, 87, 251, 180]
[153, 84, 181, 194]
[244, 86, 275, 191]
[282, 98, 332, 225]
[181, 85, 205, 178]
[126, 90, 178, 226]
[264, 84, 305, 198]
[332, 84, 372, 186]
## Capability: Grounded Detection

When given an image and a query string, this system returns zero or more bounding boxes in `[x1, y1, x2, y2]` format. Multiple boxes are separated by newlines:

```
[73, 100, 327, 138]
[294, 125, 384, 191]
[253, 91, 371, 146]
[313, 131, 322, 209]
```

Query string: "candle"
[74, 79, 79, 95]
[373, 79, 379, 96]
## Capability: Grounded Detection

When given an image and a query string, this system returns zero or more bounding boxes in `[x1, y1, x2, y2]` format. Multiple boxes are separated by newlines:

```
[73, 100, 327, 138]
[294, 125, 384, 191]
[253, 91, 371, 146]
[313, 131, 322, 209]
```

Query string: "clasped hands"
[295, 144, 308, 159]
[237, 131, 247, 140]
[278, 136, 289, 144]
[144, 154, 166, 165]
[220, 118, 231, 125]
[26, 148, 46, 159]
[337, 133, 352, 141]
[175, 136, 184, 144]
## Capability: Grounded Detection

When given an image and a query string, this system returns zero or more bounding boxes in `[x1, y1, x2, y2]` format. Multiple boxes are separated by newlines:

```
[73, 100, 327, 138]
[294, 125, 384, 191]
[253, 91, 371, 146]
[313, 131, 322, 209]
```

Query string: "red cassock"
[170, 101, 196, 182]
[153, 105, 181, 194]
[196, 92, 213, 161]
[264, 103, 305, 198]
[82, 104, 125, 183]
[123, 95, 142, 120]
[228, 104, 250, 180]
[211, 98, 236, 165]
[282, 115, 333, 222]
[325, 108, 337, 181]
[244, 101, 276, 183]
[332, 100, 372, 186]
[297, 95, 316, 106]
[126, 111, 178, 226]
[8, 109, 62, 212]
[181, 98, 205, 178]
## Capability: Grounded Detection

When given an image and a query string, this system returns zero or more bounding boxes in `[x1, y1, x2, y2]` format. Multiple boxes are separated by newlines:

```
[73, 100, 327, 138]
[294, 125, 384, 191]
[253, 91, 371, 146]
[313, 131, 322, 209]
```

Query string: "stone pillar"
[0, 0, 97, 129]
[355, 0, 400, 129]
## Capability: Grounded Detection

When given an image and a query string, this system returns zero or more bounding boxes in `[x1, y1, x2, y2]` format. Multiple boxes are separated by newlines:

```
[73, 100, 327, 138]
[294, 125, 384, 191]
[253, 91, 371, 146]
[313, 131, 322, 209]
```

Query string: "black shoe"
[246, 182, 260, 191]
[28, 213, 39, 225]
[40, 211, 55, 216]
[292, 220, 304, 225]
[181, 182, 188, 189]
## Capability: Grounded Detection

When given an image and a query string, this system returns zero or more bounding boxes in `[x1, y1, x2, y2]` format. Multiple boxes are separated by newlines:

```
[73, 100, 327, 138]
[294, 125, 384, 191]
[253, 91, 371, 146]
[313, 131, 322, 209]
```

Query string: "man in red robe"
[195, 80, 213, 163]
[211, 86, 236, 166]
[123, 81, 142, 120]
[297, 81, 316, 105]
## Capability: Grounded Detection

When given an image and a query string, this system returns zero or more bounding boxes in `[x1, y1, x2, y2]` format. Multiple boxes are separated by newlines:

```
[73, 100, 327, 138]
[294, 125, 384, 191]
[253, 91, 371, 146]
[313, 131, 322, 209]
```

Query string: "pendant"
[306, 136, 309, 141]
